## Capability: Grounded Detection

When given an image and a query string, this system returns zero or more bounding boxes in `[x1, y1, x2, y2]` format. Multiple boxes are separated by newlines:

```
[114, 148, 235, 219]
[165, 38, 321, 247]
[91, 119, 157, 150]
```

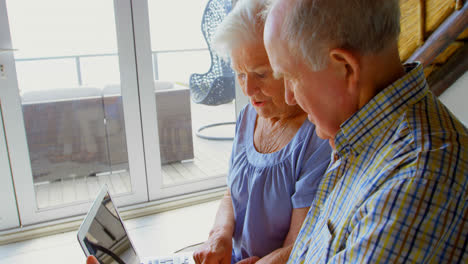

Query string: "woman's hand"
[193, 229, 232, 264]
[86, 256, 99, 264]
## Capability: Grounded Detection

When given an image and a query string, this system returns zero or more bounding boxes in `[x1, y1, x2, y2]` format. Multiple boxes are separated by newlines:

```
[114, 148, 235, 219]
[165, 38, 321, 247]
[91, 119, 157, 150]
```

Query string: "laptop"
[77, 185, 195, 264]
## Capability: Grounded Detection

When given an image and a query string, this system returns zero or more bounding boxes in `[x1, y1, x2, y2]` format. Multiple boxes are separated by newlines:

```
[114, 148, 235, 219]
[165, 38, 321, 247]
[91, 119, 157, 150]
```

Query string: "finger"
[87, 255, 99, 264]
[194, 253, 204, 264]
[193, 253, 200, 264]
[200, 253, 220, 264]
[236, 256, 260, 264]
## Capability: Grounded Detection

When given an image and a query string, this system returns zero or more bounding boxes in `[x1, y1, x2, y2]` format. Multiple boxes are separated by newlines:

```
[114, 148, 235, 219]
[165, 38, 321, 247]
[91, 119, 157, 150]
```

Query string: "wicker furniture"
[103, 82, 194, 165]
[189, 0, 236, 140]
[22, 87, 110, 182]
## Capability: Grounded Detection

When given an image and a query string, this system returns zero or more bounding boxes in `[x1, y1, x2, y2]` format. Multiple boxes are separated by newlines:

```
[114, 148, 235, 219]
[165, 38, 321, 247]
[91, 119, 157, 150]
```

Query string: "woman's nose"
[244, 76, 258, 97]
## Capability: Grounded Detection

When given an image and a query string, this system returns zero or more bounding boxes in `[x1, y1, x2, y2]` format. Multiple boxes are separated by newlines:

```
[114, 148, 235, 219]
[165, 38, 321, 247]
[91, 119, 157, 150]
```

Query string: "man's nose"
[284, 80, 297, 105]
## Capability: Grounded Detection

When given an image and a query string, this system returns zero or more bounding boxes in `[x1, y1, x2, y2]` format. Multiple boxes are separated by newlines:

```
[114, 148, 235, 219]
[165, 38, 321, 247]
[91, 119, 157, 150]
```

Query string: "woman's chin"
[252, 104, 267, 115]
[255, 109, 267, 118]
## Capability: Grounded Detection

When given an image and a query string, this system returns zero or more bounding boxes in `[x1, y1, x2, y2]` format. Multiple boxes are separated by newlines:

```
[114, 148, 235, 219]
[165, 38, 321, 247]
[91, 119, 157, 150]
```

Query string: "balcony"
[16, 50, 236, 208]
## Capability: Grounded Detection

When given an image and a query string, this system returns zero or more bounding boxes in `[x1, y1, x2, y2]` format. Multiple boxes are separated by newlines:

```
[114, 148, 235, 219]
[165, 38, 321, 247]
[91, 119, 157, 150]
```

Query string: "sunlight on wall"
[439, 71, 468, 126]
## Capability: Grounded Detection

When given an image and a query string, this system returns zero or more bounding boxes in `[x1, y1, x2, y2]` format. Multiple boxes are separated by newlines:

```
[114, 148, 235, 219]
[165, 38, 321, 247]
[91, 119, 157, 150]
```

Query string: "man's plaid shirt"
[288, 63, 468, 263]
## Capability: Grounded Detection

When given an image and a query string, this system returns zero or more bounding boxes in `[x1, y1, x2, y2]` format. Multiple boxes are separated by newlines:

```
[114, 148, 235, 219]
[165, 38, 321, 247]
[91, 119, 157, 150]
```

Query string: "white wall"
[439, 71, 468, 127]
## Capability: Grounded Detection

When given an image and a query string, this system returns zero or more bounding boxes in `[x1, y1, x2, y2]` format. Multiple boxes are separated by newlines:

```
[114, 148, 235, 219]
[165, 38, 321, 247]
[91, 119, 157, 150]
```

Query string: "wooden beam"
[419, 0, 426, 45]
[456, 0, 464, 10]
[407, 1, 468, 67]
[428, 43, 468, 97]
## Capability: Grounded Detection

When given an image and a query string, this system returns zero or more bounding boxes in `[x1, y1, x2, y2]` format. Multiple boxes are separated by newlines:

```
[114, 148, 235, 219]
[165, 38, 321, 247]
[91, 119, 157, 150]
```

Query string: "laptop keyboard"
[143, 255, 191, 264]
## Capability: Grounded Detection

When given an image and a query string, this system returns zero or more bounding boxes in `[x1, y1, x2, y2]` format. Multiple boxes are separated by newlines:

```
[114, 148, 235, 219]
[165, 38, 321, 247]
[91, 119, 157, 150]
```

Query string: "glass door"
[0, 0, 148, 225]
[132, 0, 235, 200]
[0, 0, 19, 232]
[0, 101, 19, 231]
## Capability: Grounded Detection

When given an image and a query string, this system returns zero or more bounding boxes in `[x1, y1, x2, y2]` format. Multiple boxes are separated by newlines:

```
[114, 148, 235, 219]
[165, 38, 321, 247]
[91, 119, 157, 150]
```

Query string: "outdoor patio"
[33, 100, 236, 208]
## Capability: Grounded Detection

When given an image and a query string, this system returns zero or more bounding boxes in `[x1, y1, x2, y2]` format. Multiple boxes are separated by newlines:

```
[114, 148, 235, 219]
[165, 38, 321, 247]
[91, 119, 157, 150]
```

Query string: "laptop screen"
[82, 192, 139, 264]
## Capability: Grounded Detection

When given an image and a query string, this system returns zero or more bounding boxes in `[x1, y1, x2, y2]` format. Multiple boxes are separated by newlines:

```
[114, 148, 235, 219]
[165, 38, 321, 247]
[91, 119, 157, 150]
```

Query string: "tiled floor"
[0, 199, 221, 264]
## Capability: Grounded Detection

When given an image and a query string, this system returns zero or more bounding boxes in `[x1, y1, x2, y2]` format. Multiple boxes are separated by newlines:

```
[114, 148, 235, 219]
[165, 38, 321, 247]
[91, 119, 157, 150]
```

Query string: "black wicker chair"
[189, 0, 236, 140]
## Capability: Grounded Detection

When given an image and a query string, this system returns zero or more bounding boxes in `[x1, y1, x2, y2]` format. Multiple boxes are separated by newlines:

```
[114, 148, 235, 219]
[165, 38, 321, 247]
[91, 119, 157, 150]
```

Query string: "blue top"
[228, 104, 331, 263]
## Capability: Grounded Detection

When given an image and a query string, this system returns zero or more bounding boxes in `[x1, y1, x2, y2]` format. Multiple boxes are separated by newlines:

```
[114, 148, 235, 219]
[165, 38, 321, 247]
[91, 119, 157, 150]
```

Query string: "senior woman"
[193, 0, 331, 264]
[85, 1, 329, 264]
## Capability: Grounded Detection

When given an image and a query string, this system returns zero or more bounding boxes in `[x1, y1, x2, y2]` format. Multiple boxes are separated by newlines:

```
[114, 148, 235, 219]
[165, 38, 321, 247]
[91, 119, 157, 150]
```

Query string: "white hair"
[270, 0, 401, 71]
[212, 0, 270, 60]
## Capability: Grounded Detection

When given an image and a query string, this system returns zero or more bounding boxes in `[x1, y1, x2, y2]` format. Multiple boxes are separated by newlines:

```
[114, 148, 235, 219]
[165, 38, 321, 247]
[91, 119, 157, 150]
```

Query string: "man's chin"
[315, 126, 334, 141]
[315, 127, 337, 149]
[308, 116, 334, 141]
[314, 127, 328, 140]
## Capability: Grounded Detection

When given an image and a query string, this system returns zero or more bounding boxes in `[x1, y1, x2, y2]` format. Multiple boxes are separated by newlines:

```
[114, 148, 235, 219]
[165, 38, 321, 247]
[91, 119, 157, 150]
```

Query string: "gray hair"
[270, 0, 400, 71]
[212, 0, 270, 59]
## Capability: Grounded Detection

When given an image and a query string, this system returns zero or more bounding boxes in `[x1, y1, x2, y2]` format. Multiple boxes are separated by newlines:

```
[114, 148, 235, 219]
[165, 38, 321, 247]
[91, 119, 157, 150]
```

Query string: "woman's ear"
[329, 48, 360, 92]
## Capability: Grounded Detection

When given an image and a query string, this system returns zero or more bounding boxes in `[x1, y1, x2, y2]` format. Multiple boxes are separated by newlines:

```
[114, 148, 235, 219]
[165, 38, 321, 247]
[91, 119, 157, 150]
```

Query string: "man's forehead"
[270, 58, 292, 79]
[264, 0, 291, 46]
[263, 0, 299, 77]
[272, 71, 283, 80]
[269, 48, 302, 79]
[268, 0, 293, 21]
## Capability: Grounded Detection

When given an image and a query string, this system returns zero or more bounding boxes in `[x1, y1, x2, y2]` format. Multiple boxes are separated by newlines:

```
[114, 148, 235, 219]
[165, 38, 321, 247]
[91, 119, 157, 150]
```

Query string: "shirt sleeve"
[227, 105, 249, 187]
[288, 171, 340, 263]
[328, 177, 467, 263]
[291, 129, 332, 208]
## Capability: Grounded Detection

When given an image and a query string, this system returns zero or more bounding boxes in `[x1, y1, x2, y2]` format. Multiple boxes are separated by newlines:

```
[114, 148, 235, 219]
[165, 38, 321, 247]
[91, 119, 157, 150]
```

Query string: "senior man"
[264, 0, 468, 263]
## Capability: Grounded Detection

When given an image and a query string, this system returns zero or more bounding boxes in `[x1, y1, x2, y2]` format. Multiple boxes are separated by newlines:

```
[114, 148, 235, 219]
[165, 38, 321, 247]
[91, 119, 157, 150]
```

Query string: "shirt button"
[334, 153, 340, 161]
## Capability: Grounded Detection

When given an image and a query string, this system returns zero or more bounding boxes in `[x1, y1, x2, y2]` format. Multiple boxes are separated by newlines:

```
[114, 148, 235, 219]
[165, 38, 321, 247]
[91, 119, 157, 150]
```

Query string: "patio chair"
[189, 0, 236, 140]
[103, 82, 194, 164]
[22, 87, 109, 182]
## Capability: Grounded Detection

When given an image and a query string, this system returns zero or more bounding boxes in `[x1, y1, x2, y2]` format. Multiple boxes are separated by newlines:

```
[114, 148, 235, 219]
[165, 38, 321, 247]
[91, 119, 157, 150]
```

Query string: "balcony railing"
[15, 48, 208, 86]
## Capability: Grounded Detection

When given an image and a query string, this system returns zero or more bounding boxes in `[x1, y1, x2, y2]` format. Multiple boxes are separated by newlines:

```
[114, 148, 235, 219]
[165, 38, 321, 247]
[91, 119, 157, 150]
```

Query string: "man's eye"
[256, 72, 266, 78]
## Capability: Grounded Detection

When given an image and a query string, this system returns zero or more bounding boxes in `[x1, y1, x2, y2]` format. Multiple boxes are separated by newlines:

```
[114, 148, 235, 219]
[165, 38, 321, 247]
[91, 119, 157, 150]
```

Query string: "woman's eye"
[256, 72, 266, 79]
[237, 73, 246, 80]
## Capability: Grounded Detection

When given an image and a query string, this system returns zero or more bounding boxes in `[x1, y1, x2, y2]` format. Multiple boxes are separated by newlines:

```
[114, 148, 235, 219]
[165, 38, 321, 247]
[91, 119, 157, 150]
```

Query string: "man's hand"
[236, 256, 260, 264]
[193, 230, 232, 264]
[86, 256, 99, 264]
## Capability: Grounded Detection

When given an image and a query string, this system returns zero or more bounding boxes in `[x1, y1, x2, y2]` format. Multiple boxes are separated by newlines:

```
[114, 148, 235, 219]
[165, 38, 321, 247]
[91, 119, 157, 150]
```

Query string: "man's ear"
[329, 49, 360, 92]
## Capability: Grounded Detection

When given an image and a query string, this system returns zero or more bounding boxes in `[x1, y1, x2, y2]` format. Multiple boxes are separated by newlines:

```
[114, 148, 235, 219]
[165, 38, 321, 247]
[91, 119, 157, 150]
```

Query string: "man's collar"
[333, 62, 428, 156]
